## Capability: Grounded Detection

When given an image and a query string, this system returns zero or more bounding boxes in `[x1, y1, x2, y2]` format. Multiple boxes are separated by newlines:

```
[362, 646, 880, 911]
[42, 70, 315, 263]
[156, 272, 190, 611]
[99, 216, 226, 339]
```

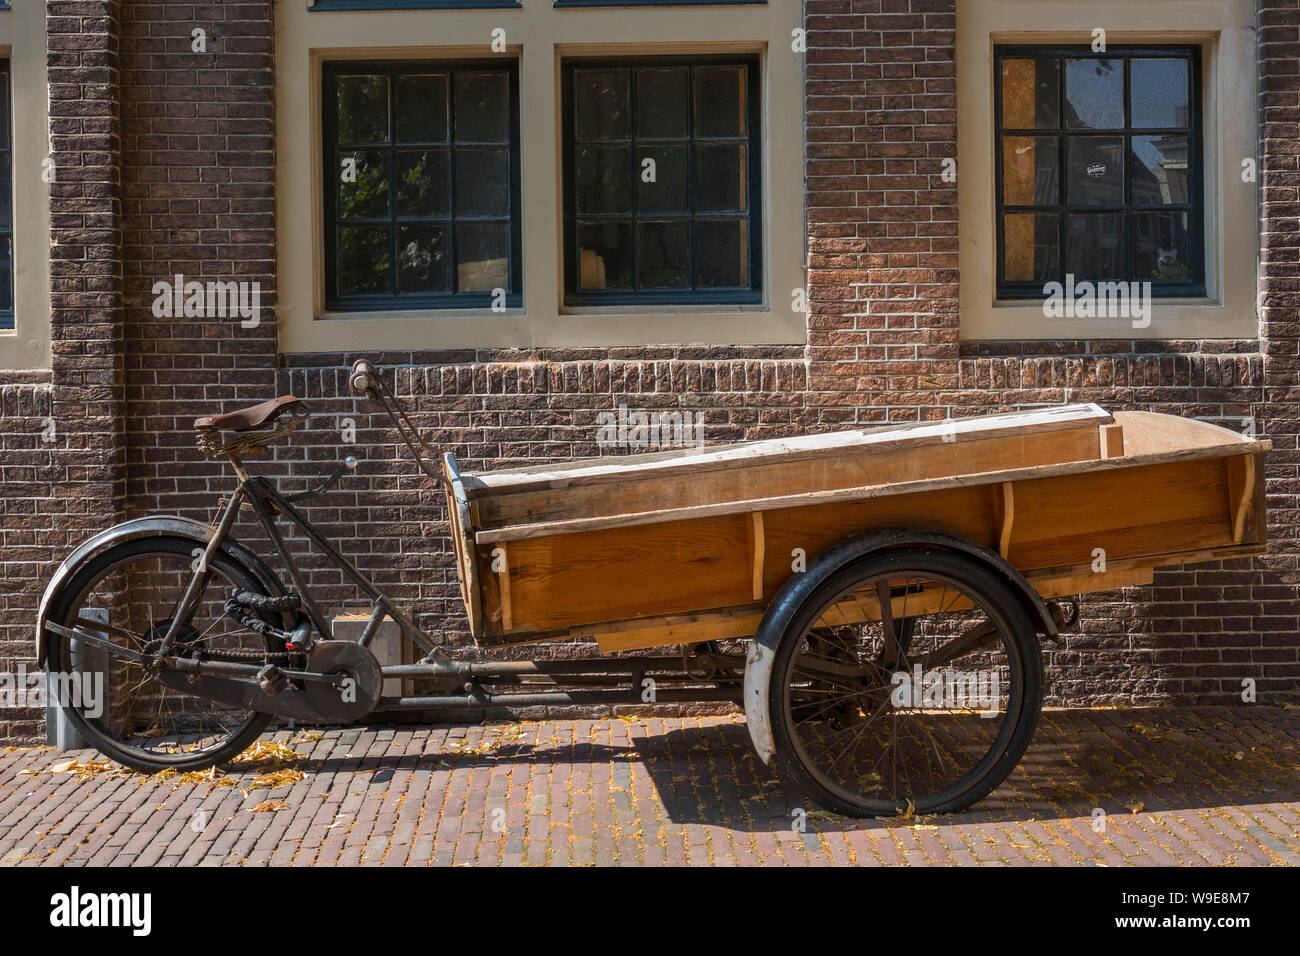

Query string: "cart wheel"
[769, 548, 1042, 817]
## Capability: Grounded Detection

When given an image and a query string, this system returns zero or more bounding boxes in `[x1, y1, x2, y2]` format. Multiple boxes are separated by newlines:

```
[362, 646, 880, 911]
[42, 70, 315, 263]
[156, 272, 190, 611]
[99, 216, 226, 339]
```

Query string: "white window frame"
[0, 2, 52, 370]
[956, 0, 1259, 341]
[276, 2, 806, 353]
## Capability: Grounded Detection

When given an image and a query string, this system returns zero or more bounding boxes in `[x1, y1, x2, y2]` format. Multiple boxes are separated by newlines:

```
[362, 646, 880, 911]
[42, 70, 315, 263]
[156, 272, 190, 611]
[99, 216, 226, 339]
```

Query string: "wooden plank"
[495, 543, 513, 632]
[993, 482, 1015, 558]
[590, 606, 762, 653]
[471, 403, 1114, 491]
[441, 453, 484, 638]
[473, 442, 1268, 545]
[1227, 453, 1256, 544]
[474, 423, 1106, 535]
[1100, 423, 1125, 459]
[747, 512, 765, 602]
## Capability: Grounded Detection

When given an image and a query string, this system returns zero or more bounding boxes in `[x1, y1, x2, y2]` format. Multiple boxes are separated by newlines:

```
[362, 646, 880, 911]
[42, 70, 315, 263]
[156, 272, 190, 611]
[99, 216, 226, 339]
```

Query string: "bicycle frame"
[157, 466, 440, 662]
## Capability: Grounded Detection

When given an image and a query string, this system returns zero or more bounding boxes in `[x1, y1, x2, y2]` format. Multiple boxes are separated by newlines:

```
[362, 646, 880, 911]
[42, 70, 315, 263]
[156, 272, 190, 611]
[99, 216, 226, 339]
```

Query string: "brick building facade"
[1, 0, 1297, 740]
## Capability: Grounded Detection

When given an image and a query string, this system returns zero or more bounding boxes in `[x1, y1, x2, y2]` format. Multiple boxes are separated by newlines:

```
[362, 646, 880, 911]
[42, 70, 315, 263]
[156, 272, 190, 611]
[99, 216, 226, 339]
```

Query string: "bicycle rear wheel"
[45, 536, 284, 772]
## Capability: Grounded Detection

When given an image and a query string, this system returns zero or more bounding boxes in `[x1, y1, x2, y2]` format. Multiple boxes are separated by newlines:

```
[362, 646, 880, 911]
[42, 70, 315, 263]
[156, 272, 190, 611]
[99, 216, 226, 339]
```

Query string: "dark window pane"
[396, 74, 448, 143]
[563, 56, 760, 303]
[397, 224, 450, 293]
[338, 151, 390, 219]
[1131, 59, 1189, 129]
[1002, 136, 1058, 205]
[1064, 213, 1125, 279]
[1131, 135, 1189, 206]
[1065, 137, 1123, 206]
[0, 235, 11, 313]
[455, 222, 509, 291]
[0, 151, 10, 223]
[337, 74, 389, 144]
[636, 220, 689, 289]
[694, 66, 746, 137]
[0, 72, 7, 143]
[454, 147, 510, 217]
[637, 144, 688, 214]
[1133, 211, 1191, 281]
[636, 67, 689, 139]
[338, 226, 392, 296]
[694, 144, 746, 213]
[1064, 58, 1122, 129]
[576, 69, 630, 142]
[396, 149, 449, 217]
[1003, 213, 1058, 282]
[1001, 59, 1058, 129]
[578, 221, 634, 290]
[455, 72, 509, 143]
[695, 219, 747, 288]
[576, 146, 631, 214]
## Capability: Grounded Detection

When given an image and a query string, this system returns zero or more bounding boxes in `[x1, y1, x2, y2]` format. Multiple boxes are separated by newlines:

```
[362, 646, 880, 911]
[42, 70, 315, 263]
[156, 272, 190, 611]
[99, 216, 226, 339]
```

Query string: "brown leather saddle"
[193, 395, 306, 432]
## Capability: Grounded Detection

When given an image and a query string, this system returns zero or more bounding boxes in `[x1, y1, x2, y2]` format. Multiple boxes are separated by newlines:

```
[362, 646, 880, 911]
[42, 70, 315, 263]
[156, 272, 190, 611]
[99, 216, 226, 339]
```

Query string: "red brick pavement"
[0, 707, 1296, 866]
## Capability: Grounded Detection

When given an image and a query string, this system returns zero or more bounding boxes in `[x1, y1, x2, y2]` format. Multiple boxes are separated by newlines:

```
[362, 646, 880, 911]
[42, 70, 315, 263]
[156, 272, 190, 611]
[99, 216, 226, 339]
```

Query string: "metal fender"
[36, 515, 287, 667]
[743, 526, 1058, 765]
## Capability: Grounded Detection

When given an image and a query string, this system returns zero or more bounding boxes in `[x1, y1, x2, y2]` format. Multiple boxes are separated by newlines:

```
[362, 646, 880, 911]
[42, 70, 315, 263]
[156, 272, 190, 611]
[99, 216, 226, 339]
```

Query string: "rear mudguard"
[742, 527, 1058, 765]
[36, 515, 287, 668]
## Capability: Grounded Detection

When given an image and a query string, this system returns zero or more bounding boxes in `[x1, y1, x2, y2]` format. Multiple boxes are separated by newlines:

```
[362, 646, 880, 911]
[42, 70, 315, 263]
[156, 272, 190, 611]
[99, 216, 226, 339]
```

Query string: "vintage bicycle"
[37, 360, 1269, 815]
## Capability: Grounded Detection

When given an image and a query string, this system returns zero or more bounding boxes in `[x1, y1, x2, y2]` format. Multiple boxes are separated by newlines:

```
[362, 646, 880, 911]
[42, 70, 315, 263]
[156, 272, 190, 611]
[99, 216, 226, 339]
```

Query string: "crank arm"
[43, 620, 150, 664]
[153, 670, 344, 723]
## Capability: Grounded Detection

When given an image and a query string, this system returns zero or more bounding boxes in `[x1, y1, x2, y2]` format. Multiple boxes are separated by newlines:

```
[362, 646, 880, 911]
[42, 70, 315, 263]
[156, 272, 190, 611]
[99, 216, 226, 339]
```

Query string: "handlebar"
[349, 358, 379, 397]
[346, 357, 443, 481]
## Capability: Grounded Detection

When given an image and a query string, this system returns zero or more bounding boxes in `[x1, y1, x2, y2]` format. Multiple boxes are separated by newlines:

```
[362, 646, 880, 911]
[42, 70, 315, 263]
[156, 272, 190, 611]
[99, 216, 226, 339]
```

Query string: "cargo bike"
[38, 360, 1270, 816]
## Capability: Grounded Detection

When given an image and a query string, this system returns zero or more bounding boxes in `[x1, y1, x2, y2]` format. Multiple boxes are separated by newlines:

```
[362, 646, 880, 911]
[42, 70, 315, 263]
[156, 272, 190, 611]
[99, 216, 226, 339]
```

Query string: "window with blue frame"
[994, 46, 1204, 299]
[0, 61, 12, 330]
[310, 1, 519, 11]
[322, 60, 522, 311]
[561, 55, 762, 307]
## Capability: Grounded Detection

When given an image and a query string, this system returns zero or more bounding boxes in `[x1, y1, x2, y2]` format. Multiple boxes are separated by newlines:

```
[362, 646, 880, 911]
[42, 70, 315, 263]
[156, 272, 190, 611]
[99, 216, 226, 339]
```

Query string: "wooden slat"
[1100, 422, 1125, 459]
[474, 423, 1106, 537]
[747, 512, 765, 602]
[1227, 453, 1256, 544]
[993, 482, 1015, 558]
[472, 404, 1113, 490]
[494, 543, 513, 633]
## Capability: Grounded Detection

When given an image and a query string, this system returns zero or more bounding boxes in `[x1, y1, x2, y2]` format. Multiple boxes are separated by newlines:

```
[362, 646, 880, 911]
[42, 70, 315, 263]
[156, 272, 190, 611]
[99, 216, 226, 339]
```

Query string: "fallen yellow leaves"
[228, 740, 303, 771]
[241, 768, 305, 797]
[248, 800, 291, 813]
[45, 758, 129, 781]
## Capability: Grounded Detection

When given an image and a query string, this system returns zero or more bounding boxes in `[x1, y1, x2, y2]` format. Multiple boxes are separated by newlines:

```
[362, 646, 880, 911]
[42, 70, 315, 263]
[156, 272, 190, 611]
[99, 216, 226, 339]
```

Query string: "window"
[323, 60, 522, 311]
[561, 56, 762, 307]
[311, 1, 519, 10]
[0, 60, 12, 330]
[995, 46, 1203, 299]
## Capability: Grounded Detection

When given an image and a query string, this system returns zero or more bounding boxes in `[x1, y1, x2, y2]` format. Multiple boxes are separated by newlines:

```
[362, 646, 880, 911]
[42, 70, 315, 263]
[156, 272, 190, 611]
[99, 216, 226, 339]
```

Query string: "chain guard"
[154, 640, 382, 723]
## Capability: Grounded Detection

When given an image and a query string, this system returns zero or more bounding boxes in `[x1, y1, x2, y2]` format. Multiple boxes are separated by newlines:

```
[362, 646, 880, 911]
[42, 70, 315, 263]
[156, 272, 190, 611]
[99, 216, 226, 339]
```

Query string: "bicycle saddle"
[193, 395, 306, 432]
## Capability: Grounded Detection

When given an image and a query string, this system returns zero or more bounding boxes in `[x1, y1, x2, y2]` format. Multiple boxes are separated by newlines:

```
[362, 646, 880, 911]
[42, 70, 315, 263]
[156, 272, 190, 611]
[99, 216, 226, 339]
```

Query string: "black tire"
[769, 548, 1043, 817]
[46, 535, 280, 773]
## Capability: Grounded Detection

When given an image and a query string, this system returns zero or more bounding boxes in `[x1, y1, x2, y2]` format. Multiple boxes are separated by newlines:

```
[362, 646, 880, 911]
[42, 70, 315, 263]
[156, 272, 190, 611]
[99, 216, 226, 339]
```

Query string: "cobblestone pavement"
[0, 706, 1296, 866]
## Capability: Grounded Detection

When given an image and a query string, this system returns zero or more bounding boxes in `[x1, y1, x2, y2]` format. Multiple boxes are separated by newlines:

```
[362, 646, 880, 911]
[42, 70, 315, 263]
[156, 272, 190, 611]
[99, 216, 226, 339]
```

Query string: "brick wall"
[0, 1, 127, 740]
[0, 0, 1296, 741]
